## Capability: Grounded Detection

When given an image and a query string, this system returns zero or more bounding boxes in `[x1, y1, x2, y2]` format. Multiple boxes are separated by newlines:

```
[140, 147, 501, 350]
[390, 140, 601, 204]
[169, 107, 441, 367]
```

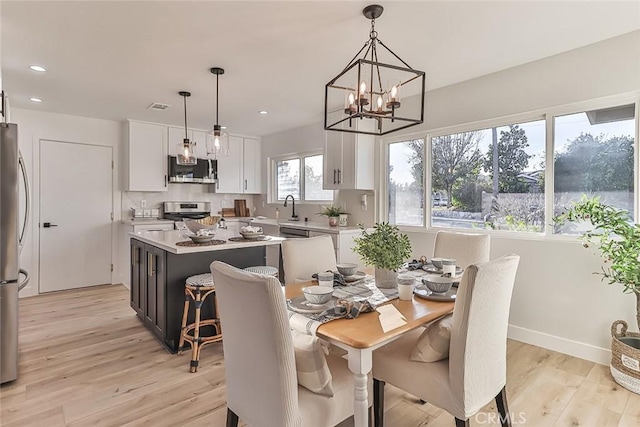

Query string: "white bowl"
[336, 263, 358, 277]
[430, 257, 444, 269]
[302, 286, 334, 305]
[422, 276, 454, 294]
[240, 230, 263, 240]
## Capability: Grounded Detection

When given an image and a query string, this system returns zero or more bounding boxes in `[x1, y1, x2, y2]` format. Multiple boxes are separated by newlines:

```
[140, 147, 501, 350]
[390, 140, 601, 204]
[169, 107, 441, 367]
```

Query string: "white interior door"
[39, 140, 113, 293]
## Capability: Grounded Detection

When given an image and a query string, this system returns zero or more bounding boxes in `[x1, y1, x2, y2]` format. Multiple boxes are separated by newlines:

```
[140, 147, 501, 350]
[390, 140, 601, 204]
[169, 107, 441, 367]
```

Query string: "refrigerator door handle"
[18, 269, 30, 291]
[18, 152, 30, 252]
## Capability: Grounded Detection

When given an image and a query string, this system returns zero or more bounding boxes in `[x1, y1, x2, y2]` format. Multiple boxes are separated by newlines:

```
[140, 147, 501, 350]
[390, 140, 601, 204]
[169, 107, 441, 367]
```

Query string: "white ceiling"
[3, 1, 640, 137]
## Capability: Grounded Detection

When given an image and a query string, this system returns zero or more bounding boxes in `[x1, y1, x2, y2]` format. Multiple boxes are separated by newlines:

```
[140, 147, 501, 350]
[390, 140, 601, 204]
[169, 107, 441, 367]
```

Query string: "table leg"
[348, 348, 373, 427]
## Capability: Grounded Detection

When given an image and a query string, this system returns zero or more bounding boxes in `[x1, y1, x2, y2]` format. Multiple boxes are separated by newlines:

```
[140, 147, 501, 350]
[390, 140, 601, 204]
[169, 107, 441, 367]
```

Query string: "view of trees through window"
[275, 154, 333, 202]
[386, 103, 637, 234]
[553, 104, 635, 234]
[388, 140, 424, 226]
[430, 119, 546, 232]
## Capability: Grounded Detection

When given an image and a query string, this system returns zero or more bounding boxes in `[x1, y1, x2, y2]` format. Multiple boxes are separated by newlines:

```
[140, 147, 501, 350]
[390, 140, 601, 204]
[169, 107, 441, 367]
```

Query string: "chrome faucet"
[283, 195, 299, 221]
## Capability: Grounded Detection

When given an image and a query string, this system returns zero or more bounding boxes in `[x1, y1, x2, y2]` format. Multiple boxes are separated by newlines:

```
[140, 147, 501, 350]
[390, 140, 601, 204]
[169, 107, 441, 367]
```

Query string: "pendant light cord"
[183, 94, 188, 140]
[215, 73, 219, 126]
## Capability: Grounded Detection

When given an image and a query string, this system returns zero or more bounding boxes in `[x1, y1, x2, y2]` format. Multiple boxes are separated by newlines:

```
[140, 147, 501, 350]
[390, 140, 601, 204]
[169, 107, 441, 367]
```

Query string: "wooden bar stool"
[243, 266, 279, 278]
[178, 273, 222, 372]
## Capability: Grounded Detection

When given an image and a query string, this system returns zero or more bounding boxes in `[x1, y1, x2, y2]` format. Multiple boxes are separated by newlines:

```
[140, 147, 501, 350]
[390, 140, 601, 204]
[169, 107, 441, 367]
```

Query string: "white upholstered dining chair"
[372, 254, 520, 427]
[282, 235, 337, 285]
[433, 231, 491, 269]
[210, 261, 363, 427]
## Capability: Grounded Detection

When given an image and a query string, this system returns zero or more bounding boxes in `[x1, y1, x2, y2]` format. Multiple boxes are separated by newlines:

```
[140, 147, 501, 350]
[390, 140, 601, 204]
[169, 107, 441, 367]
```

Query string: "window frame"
[268, 150, 334, 204]
[380, 92, 640, 240]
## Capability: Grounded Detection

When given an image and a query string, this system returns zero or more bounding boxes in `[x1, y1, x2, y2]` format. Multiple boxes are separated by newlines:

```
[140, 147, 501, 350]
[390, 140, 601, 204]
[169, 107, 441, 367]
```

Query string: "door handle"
[337, 169, 341, 184]
[244, 179, 247, 190]
[42, 222, 58, 228]
[333, 169, 337, 185]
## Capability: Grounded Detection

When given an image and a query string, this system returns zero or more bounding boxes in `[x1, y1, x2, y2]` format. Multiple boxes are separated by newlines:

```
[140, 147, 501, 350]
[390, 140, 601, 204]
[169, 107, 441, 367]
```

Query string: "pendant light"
[176, 91, 196, 165]
[206, 67, 230, 158]
[324, 4, 425, 136]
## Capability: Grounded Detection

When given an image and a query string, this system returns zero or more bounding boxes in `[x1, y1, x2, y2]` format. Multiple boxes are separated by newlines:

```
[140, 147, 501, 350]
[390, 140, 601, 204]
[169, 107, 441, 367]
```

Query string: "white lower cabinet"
[308, 230, 361, 266]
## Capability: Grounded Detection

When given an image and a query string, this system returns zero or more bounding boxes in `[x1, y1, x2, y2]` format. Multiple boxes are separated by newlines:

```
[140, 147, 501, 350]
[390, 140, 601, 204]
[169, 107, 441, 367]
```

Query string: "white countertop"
[130, 229, 284, 254]
[250, 219, 362, 234]
[121, 218, 175, 226]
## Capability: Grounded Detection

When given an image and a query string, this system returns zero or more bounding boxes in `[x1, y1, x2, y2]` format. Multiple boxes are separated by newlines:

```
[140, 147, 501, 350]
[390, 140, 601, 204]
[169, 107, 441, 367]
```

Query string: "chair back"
[282, 235, 337, 285]
[210, 261, 301, 427]
[448, 254, 520, 417]
[433, 231, 490, 269]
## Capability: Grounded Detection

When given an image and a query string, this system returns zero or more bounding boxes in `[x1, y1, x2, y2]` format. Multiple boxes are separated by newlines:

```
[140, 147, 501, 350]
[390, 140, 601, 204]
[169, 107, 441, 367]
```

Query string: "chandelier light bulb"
[390, 85, 398, 100]
[358, 81, 369, 106]
[215, 136, 221, 149]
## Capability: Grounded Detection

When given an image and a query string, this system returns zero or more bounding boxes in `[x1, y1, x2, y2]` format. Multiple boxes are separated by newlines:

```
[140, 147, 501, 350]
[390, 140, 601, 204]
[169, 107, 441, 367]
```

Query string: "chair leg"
[190, 289, 202, 373]
[455, 418, 469, 427]
[495, 386, 512, 427]
[226, 408, 239, 427]
[178, 288, 191, 354]
[373, 379, 385, 427]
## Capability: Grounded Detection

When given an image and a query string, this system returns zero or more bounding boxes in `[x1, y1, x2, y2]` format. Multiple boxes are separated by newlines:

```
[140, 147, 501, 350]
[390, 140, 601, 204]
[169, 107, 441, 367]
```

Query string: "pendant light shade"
[206, 67, 230, 158]
[324, 4, 425, 136]
[176, 91, 196, 165]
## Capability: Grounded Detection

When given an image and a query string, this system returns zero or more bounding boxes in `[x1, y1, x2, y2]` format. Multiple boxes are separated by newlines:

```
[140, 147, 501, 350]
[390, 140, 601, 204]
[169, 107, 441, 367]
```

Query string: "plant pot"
[375, 268, 398, 289]
[328, 217, 338, 227]
[610, 320, 640, 395]
[338, 213, 349, 227]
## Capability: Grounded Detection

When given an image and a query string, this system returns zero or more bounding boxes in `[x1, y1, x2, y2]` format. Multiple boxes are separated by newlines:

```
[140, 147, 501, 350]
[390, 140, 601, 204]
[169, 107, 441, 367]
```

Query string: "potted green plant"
[353, 222, 412, 288]
[318, 205, 348, 227]
[555, 195, 640, 394]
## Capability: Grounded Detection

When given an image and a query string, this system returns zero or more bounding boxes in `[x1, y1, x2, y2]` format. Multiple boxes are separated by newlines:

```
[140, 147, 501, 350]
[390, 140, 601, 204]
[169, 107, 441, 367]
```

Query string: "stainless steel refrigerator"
[1, 122, 31, 384]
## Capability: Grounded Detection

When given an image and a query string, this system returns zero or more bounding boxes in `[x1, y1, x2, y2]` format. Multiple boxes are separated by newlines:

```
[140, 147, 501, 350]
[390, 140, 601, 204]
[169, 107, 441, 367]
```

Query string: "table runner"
[287, 277, 399, 335]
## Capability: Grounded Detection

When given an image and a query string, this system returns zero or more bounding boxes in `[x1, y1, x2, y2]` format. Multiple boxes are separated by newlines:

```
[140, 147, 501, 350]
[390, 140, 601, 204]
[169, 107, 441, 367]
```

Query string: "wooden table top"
[285, 279, 455, 349]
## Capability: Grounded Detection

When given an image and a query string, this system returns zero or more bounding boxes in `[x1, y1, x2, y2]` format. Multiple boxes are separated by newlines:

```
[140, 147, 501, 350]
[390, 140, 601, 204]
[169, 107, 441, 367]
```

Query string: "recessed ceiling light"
[29, 97, 43, 103]
[29, 65, 46, 72]
[259, 110, 268, 115]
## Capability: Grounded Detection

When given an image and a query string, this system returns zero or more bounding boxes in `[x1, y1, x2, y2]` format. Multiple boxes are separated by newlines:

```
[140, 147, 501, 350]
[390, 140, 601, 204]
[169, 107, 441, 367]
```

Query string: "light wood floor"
[1, 284, 639, 427]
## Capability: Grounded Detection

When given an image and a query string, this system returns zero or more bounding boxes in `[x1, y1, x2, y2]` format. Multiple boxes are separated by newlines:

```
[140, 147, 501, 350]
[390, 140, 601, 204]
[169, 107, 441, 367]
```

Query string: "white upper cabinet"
[191, 130, 208, 159]
[125, 121, 168, 192]
[216, 136, 244, 193]
[215, 136, 262, 194]
[323, 123, 374, 190]
[243, 137, 261, 194]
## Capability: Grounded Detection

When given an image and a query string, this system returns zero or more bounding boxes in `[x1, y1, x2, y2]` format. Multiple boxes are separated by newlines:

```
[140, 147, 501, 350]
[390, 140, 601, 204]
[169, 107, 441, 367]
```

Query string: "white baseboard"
[508, 324, 611, 366]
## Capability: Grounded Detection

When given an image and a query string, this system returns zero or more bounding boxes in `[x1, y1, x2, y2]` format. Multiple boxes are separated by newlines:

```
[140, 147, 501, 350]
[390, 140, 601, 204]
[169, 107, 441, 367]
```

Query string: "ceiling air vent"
[147, 102, 171, 111]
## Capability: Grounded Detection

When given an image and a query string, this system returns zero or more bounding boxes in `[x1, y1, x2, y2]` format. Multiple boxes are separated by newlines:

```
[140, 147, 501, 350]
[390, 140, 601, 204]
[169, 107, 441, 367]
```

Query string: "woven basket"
[610, 320, 640, 394]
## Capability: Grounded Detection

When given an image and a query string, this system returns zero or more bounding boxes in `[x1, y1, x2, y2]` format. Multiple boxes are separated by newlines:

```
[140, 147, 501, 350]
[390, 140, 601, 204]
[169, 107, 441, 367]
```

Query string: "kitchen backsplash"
[122, 184, 254, 219]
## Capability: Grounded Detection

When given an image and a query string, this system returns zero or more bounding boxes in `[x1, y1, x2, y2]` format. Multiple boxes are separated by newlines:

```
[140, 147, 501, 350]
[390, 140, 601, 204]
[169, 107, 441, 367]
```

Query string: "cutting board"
[234, 199, 247, 217]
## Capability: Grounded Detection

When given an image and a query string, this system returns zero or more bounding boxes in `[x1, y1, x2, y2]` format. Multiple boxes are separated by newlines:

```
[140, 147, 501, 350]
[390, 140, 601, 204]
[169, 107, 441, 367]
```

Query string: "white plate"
[343, 271, 367, 282]
[414, 286, 457, 302]
[287, 295, 335, 314]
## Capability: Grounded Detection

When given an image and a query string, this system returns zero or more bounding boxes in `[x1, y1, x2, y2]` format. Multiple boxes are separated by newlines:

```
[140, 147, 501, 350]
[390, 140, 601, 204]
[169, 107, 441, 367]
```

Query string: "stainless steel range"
[162, 202, 212, 221]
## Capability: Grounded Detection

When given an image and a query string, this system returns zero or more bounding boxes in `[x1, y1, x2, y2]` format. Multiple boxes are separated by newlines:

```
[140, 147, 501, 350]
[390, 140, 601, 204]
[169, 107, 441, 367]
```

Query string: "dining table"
[285, 276, 455, 427]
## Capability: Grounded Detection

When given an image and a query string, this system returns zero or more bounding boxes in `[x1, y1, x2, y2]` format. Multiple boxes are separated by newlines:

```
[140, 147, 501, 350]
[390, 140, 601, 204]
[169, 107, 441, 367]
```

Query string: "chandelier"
[206, 67, 230, 158]
[324, 4, 425, 136]
[176, 91, 196, 165]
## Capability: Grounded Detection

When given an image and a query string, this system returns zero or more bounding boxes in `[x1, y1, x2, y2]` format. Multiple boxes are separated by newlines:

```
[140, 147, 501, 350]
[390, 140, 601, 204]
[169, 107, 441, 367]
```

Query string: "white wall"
[258, 31, 640, 364]
[11, 108, 123, 298]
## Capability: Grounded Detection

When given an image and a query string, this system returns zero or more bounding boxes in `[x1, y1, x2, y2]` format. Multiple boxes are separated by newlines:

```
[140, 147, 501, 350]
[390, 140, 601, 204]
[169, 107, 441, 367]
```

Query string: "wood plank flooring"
[1, 284, 638, 426]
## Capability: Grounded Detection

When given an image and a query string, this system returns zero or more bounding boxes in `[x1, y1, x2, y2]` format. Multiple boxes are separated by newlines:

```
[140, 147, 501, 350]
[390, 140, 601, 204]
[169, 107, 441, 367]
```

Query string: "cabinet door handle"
[148, 253, 153, 277]
[244, 179, 247, 190]
[337, 169, 341, 184]
[164, 175, 167, 187]
[333, 169, 337, 185]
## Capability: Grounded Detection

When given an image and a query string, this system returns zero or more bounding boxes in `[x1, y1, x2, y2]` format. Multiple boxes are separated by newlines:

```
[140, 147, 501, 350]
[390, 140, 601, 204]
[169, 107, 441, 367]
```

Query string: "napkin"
[376, 305, 407, 333]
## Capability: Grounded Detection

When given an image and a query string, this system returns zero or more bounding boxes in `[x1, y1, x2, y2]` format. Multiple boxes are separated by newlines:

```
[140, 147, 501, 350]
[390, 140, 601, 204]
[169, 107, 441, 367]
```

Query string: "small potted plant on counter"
[318, 205, 348, 227]
[353, 222, 412, 288]
[555, 195, 640, 395]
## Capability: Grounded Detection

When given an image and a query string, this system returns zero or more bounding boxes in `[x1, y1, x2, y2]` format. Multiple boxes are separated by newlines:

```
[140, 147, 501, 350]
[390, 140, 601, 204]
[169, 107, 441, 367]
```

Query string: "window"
[388, 139, 424, 226]
[273, 153, 333, 202]
[430, 119, 546, 232]
[553, 104, 636, 234]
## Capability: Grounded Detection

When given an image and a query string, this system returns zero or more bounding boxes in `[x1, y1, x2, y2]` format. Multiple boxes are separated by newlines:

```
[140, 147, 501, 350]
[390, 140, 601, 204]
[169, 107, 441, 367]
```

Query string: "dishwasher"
[279, 226, 310, 239]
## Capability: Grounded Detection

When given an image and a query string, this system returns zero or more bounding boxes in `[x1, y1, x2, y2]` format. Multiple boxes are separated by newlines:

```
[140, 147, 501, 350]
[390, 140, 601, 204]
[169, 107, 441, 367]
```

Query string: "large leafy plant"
[555, 195, 640, 330]
[353, 222, 412, 271]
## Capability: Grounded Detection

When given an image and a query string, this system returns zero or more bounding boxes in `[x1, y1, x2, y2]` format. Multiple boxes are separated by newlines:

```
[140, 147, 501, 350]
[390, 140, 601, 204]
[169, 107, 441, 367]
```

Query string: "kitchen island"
[129, 229, 284, 352]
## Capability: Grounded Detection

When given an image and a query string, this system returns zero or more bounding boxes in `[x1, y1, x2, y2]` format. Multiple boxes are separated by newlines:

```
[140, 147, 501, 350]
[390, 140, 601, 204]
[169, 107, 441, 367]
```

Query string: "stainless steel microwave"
[167, 156, 217, 184]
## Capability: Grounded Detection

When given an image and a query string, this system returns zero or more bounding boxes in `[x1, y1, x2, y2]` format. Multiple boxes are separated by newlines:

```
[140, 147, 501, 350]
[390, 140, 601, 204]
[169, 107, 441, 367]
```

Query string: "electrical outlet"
[140, 200, 146, 208]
